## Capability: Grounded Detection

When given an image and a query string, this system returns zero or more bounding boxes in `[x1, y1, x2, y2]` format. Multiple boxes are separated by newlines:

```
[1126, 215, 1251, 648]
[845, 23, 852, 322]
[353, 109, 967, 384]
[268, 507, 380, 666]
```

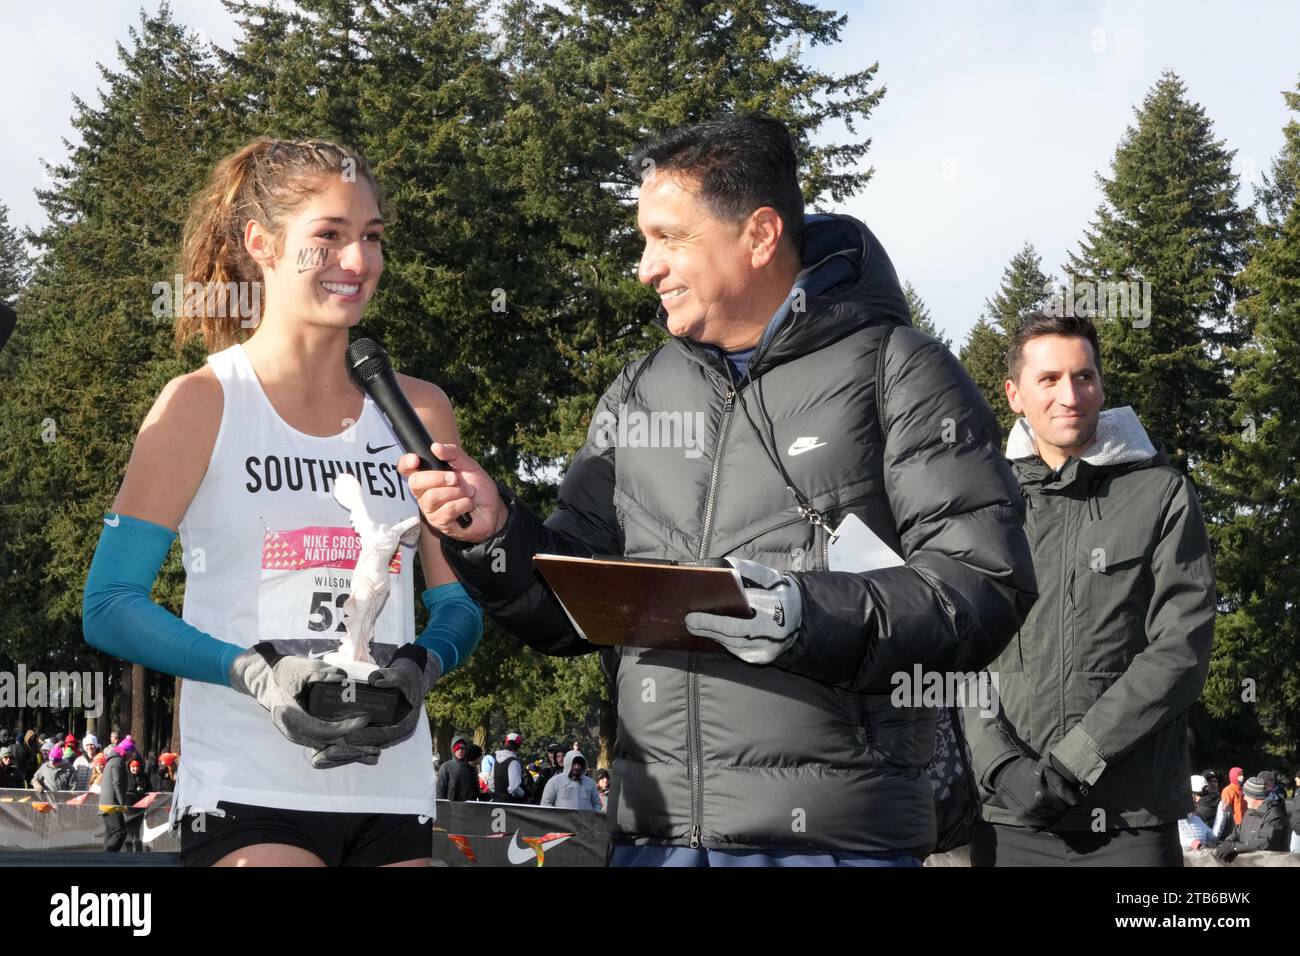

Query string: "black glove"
[1214, 841, 1240, 863]
[337, 644, 441, 749]
[993, 755, 1081, 831]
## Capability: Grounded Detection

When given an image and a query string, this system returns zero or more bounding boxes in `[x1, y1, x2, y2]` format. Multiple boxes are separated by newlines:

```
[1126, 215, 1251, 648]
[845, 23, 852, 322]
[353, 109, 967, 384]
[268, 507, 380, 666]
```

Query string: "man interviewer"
[400, 114, 1035, 865]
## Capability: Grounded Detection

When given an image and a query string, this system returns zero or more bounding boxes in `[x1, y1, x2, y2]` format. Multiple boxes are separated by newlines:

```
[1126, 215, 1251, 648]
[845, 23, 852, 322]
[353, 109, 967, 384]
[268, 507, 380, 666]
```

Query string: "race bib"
[257, 526, 404, 644]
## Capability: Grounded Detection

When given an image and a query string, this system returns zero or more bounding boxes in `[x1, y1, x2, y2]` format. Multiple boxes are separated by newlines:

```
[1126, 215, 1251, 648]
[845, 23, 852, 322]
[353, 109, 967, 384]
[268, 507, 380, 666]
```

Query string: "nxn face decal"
[297, 247, 328, 272]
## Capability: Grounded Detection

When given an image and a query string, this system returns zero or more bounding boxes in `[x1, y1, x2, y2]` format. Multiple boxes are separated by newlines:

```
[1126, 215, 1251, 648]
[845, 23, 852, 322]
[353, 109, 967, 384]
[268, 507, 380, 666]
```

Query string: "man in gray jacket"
[540, 750, 603, 812]
[100, 743, 130, 853]
[964, 313, 1215, 866]
[405, 114, 1036, 865]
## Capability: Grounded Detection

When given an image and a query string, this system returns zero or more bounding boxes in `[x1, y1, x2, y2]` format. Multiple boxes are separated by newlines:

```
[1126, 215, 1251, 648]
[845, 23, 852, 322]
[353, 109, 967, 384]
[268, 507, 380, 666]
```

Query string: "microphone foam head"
[346, 337, 390, 387]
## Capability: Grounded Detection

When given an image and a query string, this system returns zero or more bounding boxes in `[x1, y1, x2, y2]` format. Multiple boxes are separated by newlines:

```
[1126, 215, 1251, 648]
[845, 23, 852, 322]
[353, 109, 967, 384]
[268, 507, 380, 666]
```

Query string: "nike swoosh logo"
[104, 514, 120, 527]
[141, 817, 172, 843]
[506, 830, 573, 865]
[366, 442, 398, 454]
[787, 438, 828, 456]
[307, 648, 332, 660]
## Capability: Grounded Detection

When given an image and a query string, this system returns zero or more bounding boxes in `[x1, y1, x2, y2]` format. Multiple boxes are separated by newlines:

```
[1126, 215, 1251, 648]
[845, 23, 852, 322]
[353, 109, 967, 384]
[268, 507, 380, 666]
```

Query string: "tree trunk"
[433, 719, 454, 764]
[473, 718, 489, 750]
[170, 676, 182, 753]
[598, 692, 617, 771]
[120, 662, 133, 739]
[94, 663, 112, 743]
[152, 676, 166, 755]
[132, 664, 147, 749]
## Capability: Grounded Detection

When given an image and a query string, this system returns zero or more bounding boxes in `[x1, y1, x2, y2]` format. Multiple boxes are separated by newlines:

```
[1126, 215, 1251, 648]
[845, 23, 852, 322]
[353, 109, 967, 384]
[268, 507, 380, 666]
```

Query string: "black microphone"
[346, 337, 473, 529]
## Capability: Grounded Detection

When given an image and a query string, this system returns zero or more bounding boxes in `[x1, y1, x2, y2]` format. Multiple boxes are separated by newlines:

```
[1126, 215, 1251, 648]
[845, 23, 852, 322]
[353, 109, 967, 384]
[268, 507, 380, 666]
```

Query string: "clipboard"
[533, 554, 751, 652]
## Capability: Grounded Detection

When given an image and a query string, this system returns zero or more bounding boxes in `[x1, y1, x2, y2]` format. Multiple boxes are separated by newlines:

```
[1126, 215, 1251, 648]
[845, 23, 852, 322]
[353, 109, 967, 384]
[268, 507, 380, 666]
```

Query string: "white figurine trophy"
[305, 472, 421, 725]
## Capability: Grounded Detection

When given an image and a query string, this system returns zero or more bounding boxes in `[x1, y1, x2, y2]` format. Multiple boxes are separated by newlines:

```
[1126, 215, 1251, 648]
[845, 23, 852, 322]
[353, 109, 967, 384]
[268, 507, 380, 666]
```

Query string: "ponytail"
[175, 139, 382, 354]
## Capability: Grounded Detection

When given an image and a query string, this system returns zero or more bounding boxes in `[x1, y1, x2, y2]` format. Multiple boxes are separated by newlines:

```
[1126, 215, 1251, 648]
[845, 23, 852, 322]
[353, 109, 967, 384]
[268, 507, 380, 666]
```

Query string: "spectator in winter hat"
[1216, 776, 1289, 861]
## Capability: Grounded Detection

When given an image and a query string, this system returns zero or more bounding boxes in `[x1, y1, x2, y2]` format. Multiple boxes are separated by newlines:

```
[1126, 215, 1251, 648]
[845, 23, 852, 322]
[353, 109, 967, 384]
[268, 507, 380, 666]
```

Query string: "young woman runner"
[83, 139, 482, 867]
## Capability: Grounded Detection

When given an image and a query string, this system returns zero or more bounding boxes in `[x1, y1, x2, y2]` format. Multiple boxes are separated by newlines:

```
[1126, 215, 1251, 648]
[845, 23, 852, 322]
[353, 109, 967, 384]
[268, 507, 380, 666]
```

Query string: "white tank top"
[172, 343, 435, 820]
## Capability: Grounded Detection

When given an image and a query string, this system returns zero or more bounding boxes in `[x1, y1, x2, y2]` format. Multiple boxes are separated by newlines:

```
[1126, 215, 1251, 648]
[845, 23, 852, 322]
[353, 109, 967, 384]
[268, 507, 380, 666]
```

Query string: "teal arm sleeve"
[415, 582, 483, 674]
[82, 513, 244, 686]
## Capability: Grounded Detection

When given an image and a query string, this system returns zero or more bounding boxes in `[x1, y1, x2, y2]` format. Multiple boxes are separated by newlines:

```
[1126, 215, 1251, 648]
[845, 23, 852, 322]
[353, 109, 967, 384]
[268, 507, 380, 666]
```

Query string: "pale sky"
[2, 1, 1297, 346]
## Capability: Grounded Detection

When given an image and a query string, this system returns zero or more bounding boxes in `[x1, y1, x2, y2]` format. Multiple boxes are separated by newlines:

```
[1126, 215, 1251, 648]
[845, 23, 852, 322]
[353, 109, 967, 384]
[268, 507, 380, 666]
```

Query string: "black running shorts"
[179, 800, 432, 867]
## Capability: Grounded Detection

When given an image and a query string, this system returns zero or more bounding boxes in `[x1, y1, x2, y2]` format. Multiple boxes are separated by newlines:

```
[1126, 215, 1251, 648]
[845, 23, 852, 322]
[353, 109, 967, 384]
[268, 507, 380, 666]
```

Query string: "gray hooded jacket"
[445, 214, 1036, 855]
[541, 751, 603, 812]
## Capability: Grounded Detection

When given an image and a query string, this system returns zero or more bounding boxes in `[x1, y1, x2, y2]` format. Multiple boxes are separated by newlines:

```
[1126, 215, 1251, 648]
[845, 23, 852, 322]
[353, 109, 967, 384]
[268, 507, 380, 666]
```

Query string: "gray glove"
[311, 741, 382, 770]
[684, 558, 803, 664]
[336, 644, 442, 749]
[229, 643, 370, 750]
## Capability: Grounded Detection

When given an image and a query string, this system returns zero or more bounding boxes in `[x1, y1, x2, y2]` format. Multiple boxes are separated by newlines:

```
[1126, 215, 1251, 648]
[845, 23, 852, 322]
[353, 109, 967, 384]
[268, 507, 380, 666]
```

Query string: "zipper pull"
[722, 388, 734, 410]
[689, 824, 702, 848]
[789, 486, 829, 533]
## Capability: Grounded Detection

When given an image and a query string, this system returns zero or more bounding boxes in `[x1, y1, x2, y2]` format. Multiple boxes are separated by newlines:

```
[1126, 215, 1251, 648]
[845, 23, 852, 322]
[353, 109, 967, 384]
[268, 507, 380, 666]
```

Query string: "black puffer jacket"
[445, 215, 1036, 855]
[1223, 801, 1290, 854]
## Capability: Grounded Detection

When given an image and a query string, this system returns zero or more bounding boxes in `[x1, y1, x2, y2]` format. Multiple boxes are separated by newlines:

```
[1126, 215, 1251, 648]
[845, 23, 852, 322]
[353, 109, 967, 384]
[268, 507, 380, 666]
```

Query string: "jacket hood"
[1007, 406, 1160, 477]
[562, 750, 586, 775]
[1009, 407, 1166, 522]
[661, 213, 909, 378]
[1229, 766, 1245, 786]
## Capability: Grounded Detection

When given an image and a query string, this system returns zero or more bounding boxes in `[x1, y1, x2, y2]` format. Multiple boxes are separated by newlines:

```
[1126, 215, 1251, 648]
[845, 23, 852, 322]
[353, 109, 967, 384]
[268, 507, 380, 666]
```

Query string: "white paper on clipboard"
[827, 513, 904, 573]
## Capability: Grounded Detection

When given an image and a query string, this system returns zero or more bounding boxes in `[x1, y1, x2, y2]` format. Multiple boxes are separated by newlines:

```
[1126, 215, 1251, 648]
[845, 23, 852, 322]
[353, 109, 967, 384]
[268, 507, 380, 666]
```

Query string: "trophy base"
[300, 653, 406, 727]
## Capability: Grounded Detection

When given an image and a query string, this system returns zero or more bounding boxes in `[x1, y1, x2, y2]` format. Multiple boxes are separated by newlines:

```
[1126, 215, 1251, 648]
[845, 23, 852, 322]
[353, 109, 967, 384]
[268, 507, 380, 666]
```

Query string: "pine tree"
[1066, 71, 1253, 474]
[491, 0, 889, 467]
[0, 4, 226, 731]
[959, 319, 1013, 442]
[1199, 79, 1300, 762]
[984, 242, 1053, 334]
[213, 0, 570, 481]
[959, 242, 1053, 442]
[903, 280, 950, 348]
[217, 0, 365, 142]
[0, 202, 32, 304]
